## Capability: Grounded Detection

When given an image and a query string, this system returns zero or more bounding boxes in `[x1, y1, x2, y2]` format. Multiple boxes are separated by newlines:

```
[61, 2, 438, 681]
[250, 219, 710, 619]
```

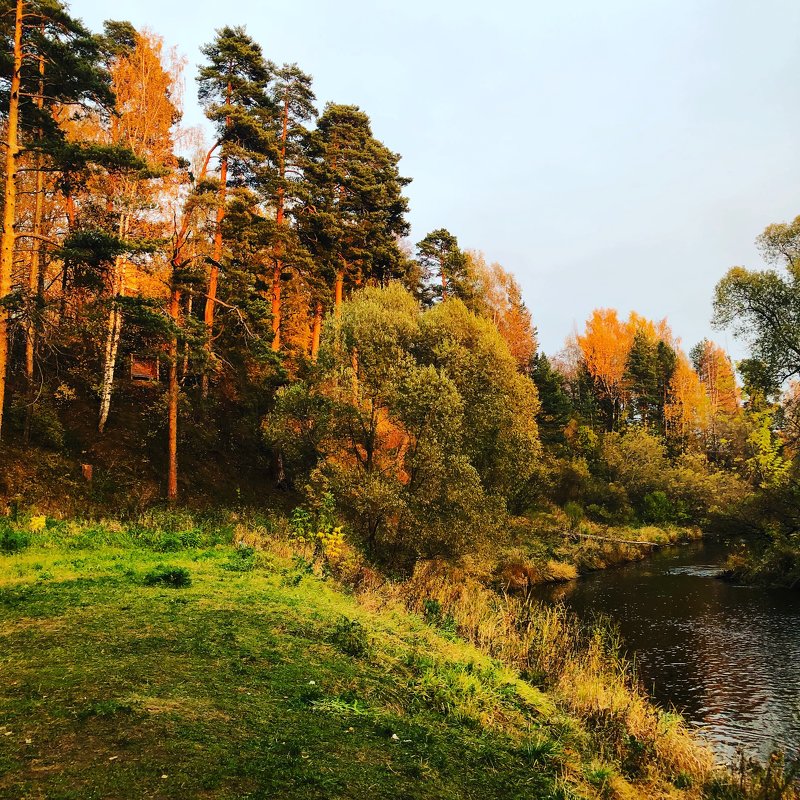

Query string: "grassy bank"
[491, 513, 703, 591]
[719, 534, 800, 590]
[0, 510, 723, 800]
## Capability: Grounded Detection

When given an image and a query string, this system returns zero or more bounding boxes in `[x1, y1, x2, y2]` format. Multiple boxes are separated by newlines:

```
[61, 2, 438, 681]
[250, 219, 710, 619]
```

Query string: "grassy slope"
[0, 523, 704, 800]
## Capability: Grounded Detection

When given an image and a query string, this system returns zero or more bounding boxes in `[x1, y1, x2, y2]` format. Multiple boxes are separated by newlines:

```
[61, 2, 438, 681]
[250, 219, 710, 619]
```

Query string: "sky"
[72, 0, 800, 357]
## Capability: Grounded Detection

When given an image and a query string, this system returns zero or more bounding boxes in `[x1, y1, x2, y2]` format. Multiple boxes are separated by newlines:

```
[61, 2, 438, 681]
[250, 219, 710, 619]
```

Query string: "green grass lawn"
[0, 531, 578, 800]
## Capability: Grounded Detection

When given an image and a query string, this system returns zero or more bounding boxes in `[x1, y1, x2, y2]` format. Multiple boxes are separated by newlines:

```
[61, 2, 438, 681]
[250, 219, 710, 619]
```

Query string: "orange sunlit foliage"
[664, 352, 710, 444]
[467, 251, 537, 371]
[577, 309, 633, 403]
[627, 311, 674, 348]
[694, 340, 740, 418]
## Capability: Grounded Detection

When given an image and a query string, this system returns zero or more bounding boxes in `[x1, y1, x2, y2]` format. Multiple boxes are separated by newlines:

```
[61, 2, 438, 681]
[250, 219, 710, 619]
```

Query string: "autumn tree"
[576, 309, 634, 430]
[466, 251, 537, 371]
[92, 26, 182, 432]
[0, 0, 114, 439]
[664, 352, 709, 449]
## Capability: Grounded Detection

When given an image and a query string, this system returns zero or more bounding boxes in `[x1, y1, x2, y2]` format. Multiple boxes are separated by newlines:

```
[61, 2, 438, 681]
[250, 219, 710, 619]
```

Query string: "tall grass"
[378, 558, 715, 783]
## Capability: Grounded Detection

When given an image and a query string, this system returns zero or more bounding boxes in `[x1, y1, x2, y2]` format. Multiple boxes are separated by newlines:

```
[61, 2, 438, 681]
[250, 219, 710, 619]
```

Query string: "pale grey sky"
[74, 0, 800, 357]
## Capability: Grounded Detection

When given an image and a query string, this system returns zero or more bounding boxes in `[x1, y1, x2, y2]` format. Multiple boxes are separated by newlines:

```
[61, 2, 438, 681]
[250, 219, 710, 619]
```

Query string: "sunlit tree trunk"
[0, 0, 24, 440]
[202, 83, 231, 398]
[310, 302, 323, 362]
[98, 215, 127, 433]
[24, 43, 46, 443]
[334, 267, 344, 317]
[167, 286, 180, 501]
[271, 90, 289, 352]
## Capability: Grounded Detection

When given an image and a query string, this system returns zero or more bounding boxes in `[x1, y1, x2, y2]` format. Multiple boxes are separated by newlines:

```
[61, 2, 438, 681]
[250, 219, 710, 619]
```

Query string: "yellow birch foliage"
[664, 352, 710, 444]
[694, 340, 740, 418]
[577, 308, 634, 403]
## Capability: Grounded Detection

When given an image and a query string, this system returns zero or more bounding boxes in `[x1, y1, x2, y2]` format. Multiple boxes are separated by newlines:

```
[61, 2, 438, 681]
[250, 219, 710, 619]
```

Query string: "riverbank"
[719, 535, 800, 590]
[494, 513, 703, 592]
[0, 509, 724, 799]
[534, 537, 800, 764]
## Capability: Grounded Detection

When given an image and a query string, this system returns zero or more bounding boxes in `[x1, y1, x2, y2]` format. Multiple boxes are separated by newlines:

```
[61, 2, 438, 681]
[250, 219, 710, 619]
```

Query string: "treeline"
[1, 2, 798, 578]
[0, 4, 533, 502]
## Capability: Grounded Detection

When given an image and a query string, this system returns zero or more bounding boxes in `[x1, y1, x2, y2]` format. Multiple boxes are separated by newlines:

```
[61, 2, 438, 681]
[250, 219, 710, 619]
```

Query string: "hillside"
[0, 512, 716, 800]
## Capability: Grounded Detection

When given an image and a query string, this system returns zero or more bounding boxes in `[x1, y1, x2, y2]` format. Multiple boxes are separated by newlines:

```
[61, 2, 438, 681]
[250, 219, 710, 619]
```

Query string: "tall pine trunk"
[310, 302, 322, 362]
[24, 44, 46, 443]
[271, 91, 289, 352]
[202, 84, 231, 398]
[0, 0, 24, 440]
[334, 267, 344, 316]
[167, 287, 180, 501]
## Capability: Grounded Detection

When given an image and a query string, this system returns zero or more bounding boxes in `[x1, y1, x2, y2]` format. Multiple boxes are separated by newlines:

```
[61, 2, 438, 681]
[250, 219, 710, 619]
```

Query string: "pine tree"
[197, 26, 273, 394]
[530, 352, 573, 444]
[302, 103, 410, 318]
[0, 0, 115, 439]
[268, 63, 315, 351]
[416, 228, 470, 305]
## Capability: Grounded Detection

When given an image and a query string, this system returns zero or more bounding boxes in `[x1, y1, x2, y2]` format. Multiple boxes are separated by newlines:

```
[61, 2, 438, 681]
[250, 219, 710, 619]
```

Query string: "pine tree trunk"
[24, 43, 46, 436]
[26, 161, 44, 381]
[271, 92, 289, 352]
[167, 287, 180, 501]
[310, 302, 323, 362]
[202, 84, 232, 398]
[0, 0, 23, 440]
[202, 151, 226, 398]
[271, 258, 281, 351]
[334, 268, 344, 316]
[23, 162, 45, 444]
[181, 294, 192, 381]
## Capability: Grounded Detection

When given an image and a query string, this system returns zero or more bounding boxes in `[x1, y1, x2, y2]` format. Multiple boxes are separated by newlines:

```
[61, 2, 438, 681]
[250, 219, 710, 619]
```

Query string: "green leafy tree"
[714, 215, 800, 385]
[418, 299, 541, 501]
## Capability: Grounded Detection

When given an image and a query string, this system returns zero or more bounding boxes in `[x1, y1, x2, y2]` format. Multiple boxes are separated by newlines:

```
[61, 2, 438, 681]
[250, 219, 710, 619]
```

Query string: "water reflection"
[535, 540, 800, 761]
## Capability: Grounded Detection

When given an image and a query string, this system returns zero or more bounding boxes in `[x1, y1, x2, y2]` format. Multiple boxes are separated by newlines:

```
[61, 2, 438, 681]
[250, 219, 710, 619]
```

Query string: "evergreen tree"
[267, 63, 316, 351]
[0, 0, 116, 439]
[302, 103, 410, 317]
[530, 352, 573, 444]
[415, 228, 470, 305]
[625, 331, 675, 429]
[197, 26, 273, 393]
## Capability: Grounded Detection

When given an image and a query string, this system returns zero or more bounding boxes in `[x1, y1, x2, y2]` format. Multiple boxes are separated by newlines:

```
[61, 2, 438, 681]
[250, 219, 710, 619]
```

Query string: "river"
[535, 538, 800, 762]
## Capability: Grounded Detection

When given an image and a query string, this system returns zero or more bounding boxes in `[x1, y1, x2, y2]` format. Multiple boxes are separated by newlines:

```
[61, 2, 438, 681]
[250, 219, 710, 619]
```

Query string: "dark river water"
[535, 539, 800, 762]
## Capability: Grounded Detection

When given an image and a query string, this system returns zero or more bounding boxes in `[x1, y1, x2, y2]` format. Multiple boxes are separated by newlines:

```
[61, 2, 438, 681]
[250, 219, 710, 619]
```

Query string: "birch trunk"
[98, 215, 128, 433]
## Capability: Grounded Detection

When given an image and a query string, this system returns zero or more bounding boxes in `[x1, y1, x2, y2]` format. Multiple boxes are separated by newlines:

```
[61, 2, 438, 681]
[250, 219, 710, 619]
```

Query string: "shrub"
[222, 544, 257, 572]
[328, 616, 370, 658]
[0, 526, 31, 553]
[563, 501, 584, 530]
[641, 491, 686, 525]
[143, 565, 192, 588]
